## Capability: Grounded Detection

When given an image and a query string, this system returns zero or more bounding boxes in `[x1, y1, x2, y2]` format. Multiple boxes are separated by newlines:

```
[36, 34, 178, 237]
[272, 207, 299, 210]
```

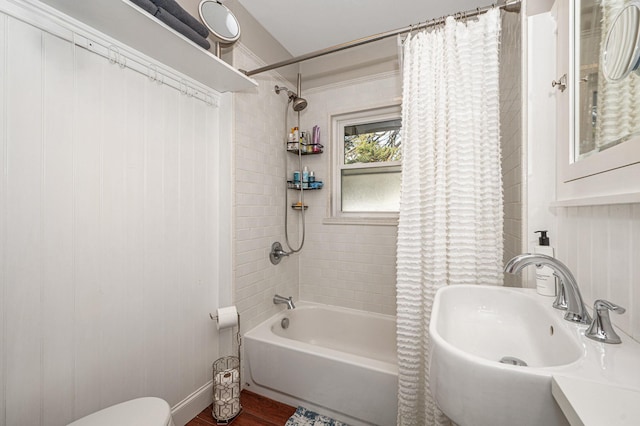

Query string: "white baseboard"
[171, 381, 213, 426]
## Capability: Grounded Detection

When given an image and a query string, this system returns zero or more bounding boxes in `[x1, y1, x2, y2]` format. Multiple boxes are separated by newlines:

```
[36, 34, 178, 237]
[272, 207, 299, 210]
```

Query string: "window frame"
[329, 104, 402, 221]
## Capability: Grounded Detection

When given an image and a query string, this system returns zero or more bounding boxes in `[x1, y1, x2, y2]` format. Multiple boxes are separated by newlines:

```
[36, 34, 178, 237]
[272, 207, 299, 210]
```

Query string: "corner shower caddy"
[286, 142, 323, 211]
[286, 141, 324, 155]
[287, 181, 323, 190]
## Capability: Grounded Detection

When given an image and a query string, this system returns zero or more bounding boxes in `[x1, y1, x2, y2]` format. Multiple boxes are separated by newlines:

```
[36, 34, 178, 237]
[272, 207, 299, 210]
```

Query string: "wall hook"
[107, 45, 120, 65]
[108, 45, 126, 69]
[552, 74, 567, 92]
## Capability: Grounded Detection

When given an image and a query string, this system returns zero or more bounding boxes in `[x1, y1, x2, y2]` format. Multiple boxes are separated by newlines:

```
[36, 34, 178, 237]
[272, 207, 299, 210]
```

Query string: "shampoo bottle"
[533, 230, 556, 296]
[302, 166, 309, 189]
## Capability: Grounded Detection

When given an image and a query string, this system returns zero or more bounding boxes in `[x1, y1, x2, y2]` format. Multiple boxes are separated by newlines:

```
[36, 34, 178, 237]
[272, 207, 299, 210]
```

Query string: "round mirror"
[198, 0, 241, 45]
[602, 2, 640, 81]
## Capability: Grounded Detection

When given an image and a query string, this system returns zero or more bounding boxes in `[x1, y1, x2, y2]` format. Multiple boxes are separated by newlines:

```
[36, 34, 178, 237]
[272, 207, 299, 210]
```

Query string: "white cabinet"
[555, 0, 640, 205]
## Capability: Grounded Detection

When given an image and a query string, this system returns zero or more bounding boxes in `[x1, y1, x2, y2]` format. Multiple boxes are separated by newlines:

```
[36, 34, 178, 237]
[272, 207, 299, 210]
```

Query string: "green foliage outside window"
[344, 120, 401, 165]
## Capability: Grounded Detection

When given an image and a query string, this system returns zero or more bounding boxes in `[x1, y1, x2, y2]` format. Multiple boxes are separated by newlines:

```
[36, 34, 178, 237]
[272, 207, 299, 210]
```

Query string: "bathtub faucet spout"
[274, 294, 295, 309]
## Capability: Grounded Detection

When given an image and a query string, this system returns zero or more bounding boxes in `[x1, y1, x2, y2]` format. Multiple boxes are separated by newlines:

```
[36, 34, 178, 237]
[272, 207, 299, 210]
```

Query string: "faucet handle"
[585, 299, 626, 344]
[594, 299, 626, 314]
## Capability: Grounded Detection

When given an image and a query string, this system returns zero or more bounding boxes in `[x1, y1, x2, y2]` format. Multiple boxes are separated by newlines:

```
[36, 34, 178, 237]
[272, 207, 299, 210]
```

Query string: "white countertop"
[552, 375, 640, 426]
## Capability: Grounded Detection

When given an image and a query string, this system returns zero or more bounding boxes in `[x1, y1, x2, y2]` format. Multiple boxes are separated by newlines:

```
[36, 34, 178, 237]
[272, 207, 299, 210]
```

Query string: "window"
[331, 105, 402, 219]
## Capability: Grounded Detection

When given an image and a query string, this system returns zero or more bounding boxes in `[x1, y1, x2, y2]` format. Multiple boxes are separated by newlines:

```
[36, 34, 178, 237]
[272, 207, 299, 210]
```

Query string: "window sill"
[322, 216, 398, 226]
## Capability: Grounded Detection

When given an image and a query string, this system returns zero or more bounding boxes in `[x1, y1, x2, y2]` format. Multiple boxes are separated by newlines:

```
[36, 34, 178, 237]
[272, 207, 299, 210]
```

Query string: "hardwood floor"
[185, 390, 297, 426]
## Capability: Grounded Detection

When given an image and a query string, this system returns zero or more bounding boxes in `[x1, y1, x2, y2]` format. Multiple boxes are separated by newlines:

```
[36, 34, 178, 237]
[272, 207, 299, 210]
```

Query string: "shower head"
[292, 96, 307, 111]
[274, 84, 308, 111]
[293, 73, 307, 111]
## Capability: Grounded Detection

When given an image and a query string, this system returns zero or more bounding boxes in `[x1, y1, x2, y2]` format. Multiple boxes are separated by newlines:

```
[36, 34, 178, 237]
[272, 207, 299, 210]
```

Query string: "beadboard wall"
[0, 12, 225, 426]
[298, 73, 402, 315]
[556, 204, 640, 342]
[231, 45, 300, 333]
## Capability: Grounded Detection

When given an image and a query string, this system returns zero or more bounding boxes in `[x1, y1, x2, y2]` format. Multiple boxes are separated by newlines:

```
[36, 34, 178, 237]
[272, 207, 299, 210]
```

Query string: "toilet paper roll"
[216, 306, 238, 330]
[214, 369, 239, 385]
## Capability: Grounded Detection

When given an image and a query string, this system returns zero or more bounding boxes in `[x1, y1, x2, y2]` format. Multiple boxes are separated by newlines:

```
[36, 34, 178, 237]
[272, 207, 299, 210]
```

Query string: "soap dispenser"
[533, 230, 556, 296]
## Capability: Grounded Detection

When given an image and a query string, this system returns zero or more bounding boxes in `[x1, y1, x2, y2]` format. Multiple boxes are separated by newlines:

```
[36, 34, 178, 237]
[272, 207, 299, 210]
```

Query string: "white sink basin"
[429, 285, 640, 426]
[435, 285, 582, 368]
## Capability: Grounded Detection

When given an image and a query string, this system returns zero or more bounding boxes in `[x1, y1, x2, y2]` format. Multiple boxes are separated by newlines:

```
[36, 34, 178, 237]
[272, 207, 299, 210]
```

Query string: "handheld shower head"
[274, 74, 308, 112]
[293, 73, 307, 111]
[292, 96, 307, 111]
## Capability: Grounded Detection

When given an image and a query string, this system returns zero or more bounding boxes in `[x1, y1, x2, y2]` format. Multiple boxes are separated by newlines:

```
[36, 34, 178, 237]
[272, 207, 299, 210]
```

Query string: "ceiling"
[237, 0, 489, 57]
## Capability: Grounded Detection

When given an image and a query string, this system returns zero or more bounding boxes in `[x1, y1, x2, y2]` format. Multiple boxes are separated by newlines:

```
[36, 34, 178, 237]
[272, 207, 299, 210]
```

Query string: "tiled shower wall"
[298, 74, 402, 315]
[230, 48, 400, 318]
[500, 11, 524, 287]
[231, 45, 300, 332]
[556, 204, 640, 342]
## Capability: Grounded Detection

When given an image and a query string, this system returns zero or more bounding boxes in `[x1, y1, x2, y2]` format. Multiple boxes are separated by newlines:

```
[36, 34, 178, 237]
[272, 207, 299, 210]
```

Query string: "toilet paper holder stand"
[209, 311, 242, 424]
[209, 310, 242, 353]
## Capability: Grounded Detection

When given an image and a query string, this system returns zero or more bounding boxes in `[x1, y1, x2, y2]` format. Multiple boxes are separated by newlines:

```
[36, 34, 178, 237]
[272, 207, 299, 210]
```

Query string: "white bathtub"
[244, 302, 398, 426]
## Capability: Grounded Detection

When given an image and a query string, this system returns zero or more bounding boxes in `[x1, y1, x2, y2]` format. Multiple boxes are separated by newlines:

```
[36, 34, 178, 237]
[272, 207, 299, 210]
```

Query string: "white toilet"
[67, 397, 175, 426]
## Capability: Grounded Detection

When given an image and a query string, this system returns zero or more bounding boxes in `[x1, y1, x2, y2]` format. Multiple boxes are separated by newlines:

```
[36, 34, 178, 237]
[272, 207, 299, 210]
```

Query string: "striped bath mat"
[285, 406, 350, 426]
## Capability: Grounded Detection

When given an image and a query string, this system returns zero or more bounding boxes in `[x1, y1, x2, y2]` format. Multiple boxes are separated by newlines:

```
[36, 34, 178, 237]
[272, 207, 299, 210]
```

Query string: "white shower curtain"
[396, 9, 503, 426]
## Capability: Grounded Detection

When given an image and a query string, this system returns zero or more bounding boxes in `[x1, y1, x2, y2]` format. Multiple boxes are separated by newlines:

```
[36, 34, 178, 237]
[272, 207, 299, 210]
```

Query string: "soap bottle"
[533, 231, 556, 296]
[302, 166, 309, 189]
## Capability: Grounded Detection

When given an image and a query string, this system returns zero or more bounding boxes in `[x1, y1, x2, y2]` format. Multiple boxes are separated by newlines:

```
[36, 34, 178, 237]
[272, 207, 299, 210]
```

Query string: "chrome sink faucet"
[504, 254, 591, 325]
[273, 294, 295, 309]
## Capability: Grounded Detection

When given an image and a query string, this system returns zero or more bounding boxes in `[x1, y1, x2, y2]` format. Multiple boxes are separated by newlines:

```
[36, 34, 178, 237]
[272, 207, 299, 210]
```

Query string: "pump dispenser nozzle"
[535, 230, 550, 246]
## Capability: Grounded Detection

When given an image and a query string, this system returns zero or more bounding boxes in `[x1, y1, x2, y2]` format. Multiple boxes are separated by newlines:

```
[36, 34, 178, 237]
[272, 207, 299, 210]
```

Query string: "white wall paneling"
[4, 16, 44, 426]
[0, 12, 6, 426]
[42, 25, 76, 424]
[0, 7, 224, 426]
[556, 204, 640, 342]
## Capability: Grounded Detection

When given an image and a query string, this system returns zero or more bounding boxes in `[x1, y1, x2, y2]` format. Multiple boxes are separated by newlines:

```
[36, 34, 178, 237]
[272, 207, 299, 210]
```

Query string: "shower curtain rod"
[243, 0, 521, 76]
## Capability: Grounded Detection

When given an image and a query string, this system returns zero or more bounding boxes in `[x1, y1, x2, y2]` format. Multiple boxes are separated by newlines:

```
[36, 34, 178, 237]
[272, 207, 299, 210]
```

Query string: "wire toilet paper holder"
[209, 310, 242, 424]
